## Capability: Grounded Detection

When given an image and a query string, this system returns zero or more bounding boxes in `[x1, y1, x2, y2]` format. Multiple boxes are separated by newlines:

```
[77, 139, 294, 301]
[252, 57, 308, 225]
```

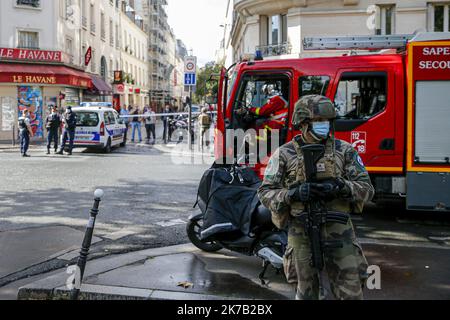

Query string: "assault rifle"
[296, 144, 350, 299]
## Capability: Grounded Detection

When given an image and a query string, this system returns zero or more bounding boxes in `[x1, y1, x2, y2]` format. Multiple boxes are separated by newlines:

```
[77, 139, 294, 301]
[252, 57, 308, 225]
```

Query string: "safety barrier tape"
[119, 111, 217, 118]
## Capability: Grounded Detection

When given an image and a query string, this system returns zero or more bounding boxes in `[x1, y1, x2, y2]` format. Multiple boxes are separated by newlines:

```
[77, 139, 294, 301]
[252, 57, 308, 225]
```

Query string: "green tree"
[194, 61, 222, 104]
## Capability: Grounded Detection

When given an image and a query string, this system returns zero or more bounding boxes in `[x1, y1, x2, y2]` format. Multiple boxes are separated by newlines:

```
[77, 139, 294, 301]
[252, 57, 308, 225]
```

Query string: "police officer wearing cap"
[45, 106, 61, 155]
[57, 106, 77, 156]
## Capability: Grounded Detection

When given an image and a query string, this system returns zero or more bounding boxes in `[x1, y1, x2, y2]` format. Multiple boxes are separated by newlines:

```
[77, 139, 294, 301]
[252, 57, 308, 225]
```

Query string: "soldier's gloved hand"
[313, 178, 350, 201]
[288, 183, 314, 203]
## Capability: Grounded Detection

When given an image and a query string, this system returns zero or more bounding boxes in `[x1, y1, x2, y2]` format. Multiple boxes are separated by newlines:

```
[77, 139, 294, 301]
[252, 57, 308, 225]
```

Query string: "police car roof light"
[255, 50, 264, 61]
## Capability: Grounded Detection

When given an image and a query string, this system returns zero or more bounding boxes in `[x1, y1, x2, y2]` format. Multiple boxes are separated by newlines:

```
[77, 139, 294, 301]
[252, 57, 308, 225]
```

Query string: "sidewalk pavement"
[17, 244, 294, 300]
[17, 239, 450, 300]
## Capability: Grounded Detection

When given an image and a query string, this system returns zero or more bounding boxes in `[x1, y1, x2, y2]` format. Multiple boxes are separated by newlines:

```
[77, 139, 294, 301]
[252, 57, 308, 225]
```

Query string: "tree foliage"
[194, 61, 222, 104]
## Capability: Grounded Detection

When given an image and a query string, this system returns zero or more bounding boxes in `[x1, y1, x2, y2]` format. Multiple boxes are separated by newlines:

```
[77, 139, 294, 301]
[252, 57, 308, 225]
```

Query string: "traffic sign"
[184, 56, 197, 73]
[85, 47, 92, 66]
[184, 73, 196, 86]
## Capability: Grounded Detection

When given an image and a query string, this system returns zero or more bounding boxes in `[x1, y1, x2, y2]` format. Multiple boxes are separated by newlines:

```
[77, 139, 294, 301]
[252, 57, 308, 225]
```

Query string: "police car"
[71, 106, 127, 153]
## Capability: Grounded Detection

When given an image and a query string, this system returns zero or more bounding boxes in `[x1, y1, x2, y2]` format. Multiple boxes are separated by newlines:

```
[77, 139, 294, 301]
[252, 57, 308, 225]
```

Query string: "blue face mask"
[311, 121, 330, 138]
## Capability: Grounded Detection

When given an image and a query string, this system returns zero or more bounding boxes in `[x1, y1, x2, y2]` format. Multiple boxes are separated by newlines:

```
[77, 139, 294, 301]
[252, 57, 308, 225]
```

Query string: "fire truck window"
[299, 76, 330, 97]
[233, 75, 290, 128]
[235, 76, 289, 110]
[335, 74, 387, 120]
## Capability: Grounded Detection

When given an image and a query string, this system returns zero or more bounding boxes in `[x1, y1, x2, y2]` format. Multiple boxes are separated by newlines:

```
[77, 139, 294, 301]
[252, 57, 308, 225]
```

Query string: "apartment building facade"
[134, 0, 187, 110]
[231, 0, 450, 62]
[113, 2, 149, 110]
[0, 0, 150, 141]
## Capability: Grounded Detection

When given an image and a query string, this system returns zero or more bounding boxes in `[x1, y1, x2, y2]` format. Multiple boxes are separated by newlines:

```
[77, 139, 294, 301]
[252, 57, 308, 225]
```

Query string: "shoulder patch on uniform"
[356, 154, 365, 167]
[354, 152, 367, 172]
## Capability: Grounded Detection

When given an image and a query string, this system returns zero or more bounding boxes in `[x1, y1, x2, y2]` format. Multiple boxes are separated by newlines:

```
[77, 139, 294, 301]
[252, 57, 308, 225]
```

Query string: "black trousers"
[47, 128, 59, 151]
[145, 124, 156, 141]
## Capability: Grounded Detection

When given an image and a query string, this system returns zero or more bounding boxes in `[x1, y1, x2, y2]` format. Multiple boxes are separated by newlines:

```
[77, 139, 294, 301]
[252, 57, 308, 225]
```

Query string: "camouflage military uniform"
[258, 95, 374, 300]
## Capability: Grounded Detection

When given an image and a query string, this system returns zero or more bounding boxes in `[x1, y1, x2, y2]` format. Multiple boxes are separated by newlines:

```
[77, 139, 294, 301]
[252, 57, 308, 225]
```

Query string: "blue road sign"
[184, 73, 196, 86]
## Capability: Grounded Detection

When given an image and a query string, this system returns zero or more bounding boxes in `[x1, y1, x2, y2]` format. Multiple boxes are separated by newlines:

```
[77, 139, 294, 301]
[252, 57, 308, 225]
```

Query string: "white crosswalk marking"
[154, 219, 186, 227]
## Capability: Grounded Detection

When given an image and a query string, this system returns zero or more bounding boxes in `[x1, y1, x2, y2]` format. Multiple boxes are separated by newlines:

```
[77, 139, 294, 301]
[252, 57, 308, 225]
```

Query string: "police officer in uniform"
[45, 106, 61, 155]
[57, 106, 77, 156]
[258, 95, 374, 300]
[18, 109, 34, 157]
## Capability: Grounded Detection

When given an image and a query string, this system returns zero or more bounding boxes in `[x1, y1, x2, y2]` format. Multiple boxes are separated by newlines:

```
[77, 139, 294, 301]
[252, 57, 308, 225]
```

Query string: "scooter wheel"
[186, 220, 222, 252]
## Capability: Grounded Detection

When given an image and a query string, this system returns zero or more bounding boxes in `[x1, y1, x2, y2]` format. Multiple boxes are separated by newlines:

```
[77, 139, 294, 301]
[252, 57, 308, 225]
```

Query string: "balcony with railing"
[256, 42, 292, 57]
[234, 0, 297, 16]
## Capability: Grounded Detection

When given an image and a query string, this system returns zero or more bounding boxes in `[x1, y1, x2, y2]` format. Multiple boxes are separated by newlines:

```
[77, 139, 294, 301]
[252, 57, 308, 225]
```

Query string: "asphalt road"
[0, 142, 450, 299]
[0, 143, 212, 286]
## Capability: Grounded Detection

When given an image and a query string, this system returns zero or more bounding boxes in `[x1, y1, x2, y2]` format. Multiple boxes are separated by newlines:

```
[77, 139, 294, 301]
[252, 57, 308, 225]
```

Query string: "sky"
[167, 0, 229, 67]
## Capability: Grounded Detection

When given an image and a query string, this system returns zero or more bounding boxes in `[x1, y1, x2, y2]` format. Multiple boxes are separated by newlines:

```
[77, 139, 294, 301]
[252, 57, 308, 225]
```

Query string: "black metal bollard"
[70, 189, 104, 300]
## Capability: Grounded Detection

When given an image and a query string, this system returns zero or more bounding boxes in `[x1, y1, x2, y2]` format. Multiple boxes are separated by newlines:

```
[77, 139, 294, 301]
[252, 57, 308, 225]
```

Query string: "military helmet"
[292, 95, 337, 127]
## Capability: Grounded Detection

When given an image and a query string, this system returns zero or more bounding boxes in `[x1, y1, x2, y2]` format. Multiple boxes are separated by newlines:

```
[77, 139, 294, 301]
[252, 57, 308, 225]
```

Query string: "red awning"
[86, 74, 112, 96]
[0, 63, 92, 88]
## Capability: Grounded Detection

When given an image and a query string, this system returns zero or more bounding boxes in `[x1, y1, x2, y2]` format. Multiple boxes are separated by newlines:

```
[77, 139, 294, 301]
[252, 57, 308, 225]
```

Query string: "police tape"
[119, 111, 217, 118]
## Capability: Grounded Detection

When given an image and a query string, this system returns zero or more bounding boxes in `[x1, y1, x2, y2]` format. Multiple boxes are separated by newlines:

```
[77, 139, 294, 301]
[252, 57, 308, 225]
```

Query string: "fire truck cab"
[215, 32, 450, 212]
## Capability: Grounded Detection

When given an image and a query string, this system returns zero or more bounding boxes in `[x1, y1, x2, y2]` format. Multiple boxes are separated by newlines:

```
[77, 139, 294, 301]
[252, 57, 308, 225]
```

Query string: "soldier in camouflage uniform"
[258, 95, 374, 300]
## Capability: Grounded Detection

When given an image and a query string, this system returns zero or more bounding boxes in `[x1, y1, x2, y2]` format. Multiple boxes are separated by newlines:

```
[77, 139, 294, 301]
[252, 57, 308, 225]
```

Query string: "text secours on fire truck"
[213, 32, 450, 212]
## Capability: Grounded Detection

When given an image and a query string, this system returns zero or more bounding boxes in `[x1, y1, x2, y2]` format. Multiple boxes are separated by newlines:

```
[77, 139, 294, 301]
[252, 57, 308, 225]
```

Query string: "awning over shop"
[0, 63, 92, 88]
[86, 74, 112, 96]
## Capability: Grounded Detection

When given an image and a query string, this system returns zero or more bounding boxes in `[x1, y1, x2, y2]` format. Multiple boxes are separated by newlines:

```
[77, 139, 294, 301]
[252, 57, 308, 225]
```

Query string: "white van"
[72, 106, 127, 153]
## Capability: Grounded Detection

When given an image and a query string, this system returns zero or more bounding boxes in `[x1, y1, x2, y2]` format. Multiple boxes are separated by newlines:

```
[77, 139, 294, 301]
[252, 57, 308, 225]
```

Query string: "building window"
[101, 57, 107, 80]
[376, 5, 395, 35]
[110, 19, 114, 46]
[18, 31, 39, 49]
[269, 15, 279, 45]
[90, 3, 96, 34]
[115, 24, 120, 49]
[66, 37, 74, 64]
[82, 0, 88, 28]
[101, 12, 106, 40]
[430, 3, 450, 32]
[16, 0, 40, 8]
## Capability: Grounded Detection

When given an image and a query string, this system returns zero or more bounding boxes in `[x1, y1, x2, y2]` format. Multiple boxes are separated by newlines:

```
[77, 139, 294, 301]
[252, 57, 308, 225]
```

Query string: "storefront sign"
[0, 73, 90, 88]
[0, 48, 63, 63]
[12, 75, 57, 84]
[85, 47, 92, 66]
[114, 84, 125, 94]
[113, 71, 123, 84]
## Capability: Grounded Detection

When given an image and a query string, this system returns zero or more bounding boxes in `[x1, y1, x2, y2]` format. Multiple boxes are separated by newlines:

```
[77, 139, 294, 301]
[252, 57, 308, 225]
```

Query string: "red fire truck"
[214, 32, 450, 212]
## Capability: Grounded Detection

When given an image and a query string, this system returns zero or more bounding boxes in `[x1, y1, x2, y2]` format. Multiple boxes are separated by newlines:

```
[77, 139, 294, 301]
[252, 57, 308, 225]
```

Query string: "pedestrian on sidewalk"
[144, 106, 156, 144]
[57, 106, 77, 156]
[130, 106, 143, 143]
[198, 107, 212, 149]
[162, 104, 173, 144]
[18, 109, 34, 157]
[45, 106, 61, 154]
[120, 104, 130, 142]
